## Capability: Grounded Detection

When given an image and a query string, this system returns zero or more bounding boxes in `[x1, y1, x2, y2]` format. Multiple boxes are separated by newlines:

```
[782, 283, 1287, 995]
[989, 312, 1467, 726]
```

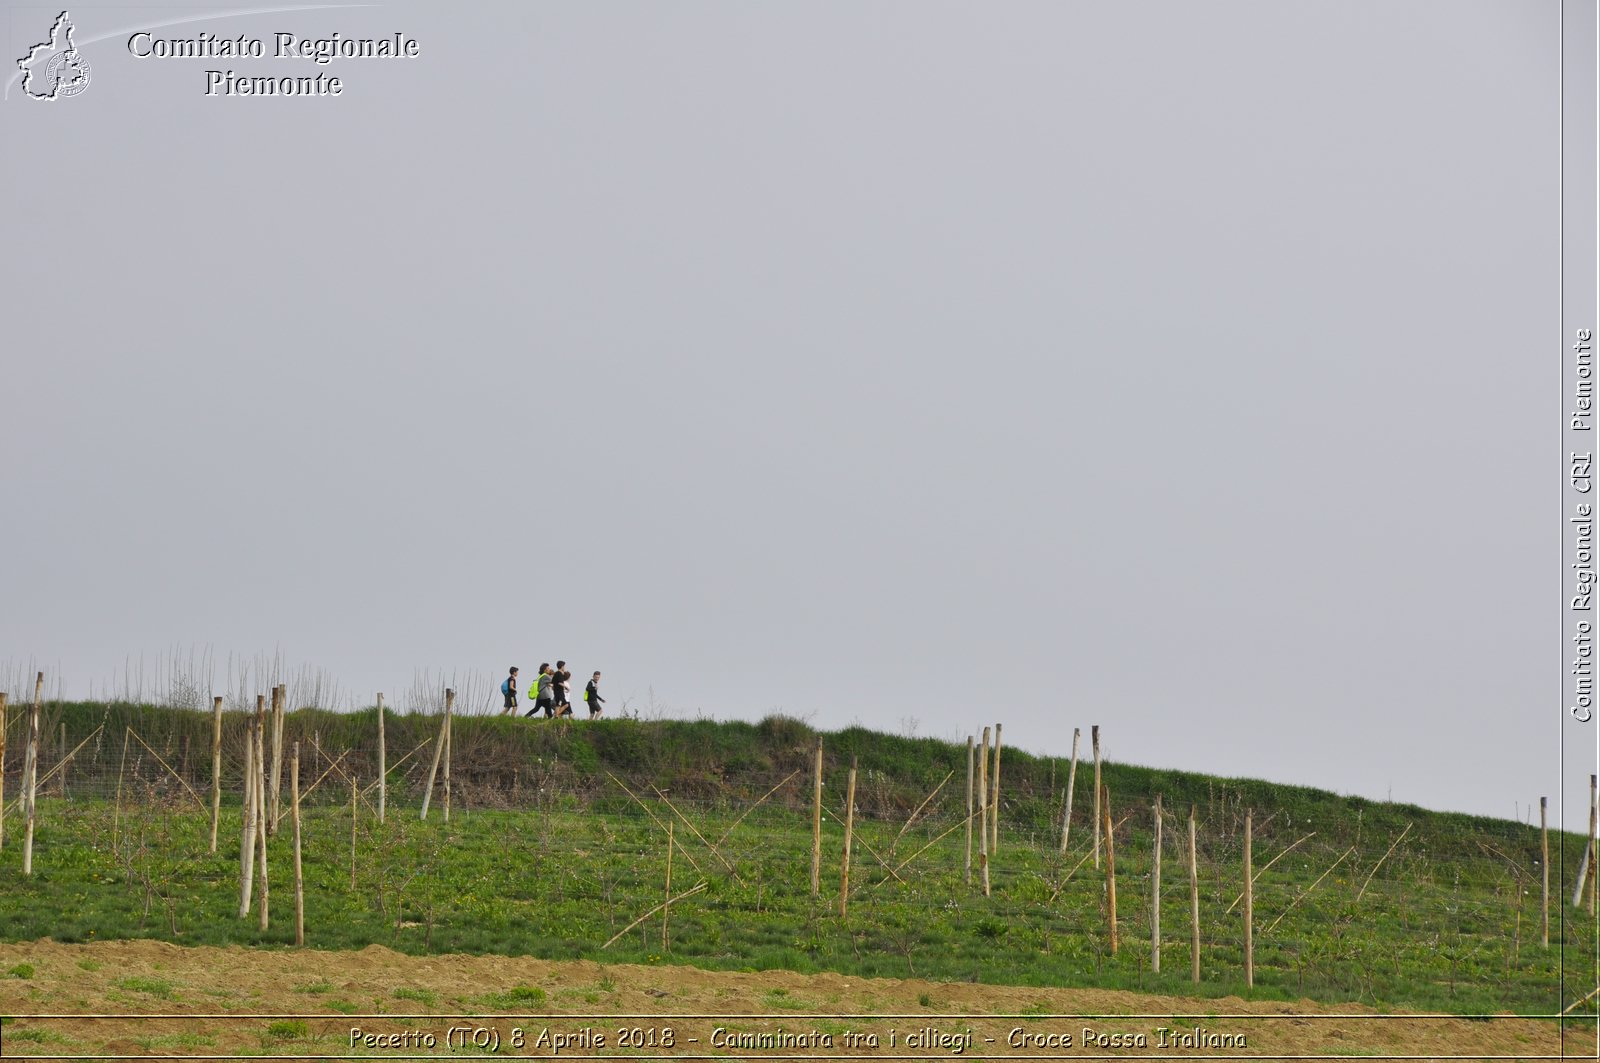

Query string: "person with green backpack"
[584, 671, 605, 718]
[524, 663, 555, 718]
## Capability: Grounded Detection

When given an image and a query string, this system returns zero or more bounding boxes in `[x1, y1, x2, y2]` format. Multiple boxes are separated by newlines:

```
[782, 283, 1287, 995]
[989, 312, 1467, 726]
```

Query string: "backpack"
[501, 678, 512, 696]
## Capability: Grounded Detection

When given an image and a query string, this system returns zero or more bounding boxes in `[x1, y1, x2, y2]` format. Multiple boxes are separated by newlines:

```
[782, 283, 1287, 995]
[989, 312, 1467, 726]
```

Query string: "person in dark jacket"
[584, 671, 605, 718]
[552, 661, 573, 717]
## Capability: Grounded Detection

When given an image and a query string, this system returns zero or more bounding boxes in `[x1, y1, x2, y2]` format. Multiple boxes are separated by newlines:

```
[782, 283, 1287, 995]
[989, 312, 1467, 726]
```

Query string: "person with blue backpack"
[500, 666, 519, 714]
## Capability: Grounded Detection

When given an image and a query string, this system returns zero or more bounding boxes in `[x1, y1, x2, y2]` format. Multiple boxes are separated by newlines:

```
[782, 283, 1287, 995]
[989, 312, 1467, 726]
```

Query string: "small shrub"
[7, 963, 34, 979]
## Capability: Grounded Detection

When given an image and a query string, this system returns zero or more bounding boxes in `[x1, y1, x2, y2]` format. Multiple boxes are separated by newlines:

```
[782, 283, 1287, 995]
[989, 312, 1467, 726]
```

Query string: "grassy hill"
[0, 700, 1589, 1016]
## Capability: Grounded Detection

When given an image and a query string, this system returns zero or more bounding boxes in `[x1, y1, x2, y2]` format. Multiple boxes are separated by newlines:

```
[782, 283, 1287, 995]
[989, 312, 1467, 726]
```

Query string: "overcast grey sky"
[1, 0, 1586, 825]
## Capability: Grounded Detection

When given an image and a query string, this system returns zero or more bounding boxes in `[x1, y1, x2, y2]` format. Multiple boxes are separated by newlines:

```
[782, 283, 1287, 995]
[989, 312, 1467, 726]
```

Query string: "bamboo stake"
[1226, 832, 1318, 913]
[1151, 794, 1162, 973]
[239, 720, 256, 918]
[891, 770, 954, 854]
[376, 693, 387, 825]
[442, 689, 454, 823]
[1262, 846, 1355, 936]
[887, 806, 982, 882]
[3, 727, 102, 819]
[605, 774, 708, 878]
[1541, 796, 1550, 948]
[114, 725, 130, 850]
[1092, 724, 1102, 869]
[23, 671, 42, 877]
[0, 688, 7, 845]
[291, 742, 304, 947]
[1243, 809, 1253, 988]
[256, 714, 269, 932]
[1103, 783, 1117, 954]
[58, 723, 67, 797]
[125, 728, 207, 811]
[810, 738, 823, 896]
[1355, 822, 1413, 903]
[209, 696, 223, 853]
[839, 756, 858, 917]
[1189, 804, 1200, 983]
[990, 722, 1002, 853]
[1580, 771, 1593, 915]
[977, 728, 991, 896]
[1059, 727, 1080, 854]
[650, 785, 738, 877]
[664, 823, 674, 951]
[601, 882, 707, 949]
[964, 736, 974, 884]
[351, 772, 359, 890]
[716, 769, 801, 849]
[420, 698, 448, 820]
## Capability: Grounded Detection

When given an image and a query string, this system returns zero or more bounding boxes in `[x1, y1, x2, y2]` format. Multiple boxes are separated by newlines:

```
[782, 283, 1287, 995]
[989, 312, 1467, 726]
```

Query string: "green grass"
[2, 701, 1591, 1018]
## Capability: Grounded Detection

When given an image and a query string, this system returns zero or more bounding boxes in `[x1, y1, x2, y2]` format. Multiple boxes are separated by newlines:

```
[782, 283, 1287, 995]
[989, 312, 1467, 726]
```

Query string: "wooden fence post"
[1189, 803, 1201, 983]
[443, 689, 454, 823]
[23, 671, 42, 877]
[291, 742, 304, 947]
[965, 736, 975, 885]
[0, 691, 8, 850]
[239, 719, 256, 918]
[810, 737, 823, 896]
[256, 713, 269, 932]
[978, 727, 991, 897]
[839, 755, 858, 917]
[1152, 794, 1162, 973]
[990, 722, 1002, 853]
[1244, 808, 1254, 988]
[1541, 796, 1550, 948]
[376, 693, 387, 825]
[420, 696, 448, 821]
[1092, 724, 1102, 869]
[209, 696, 223, 853]
[1059, 727, 1080, 854]
[268, 685, 284, 835]
[1103, 783, 1117, 954]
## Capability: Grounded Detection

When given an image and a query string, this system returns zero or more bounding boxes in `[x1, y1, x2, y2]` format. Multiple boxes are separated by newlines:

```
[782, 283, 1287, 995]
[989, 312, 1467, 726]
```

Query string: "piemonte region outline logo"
[17, 11, 91, 100]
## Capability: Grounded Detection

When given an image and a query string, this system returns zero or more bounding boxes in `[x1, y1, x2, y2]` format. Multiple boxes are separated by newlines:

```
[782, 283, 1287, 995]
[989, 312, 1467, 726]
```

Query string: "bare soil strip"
[0, 940, 1586, 1060]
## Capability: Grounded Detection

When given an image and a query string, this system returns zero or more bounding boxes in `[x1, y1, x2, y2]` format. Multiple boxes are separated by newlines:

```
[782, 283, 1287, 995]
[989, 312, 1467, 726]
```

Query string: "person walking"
[526, 663, 555, 718]
[584, 671, 605, 718]
[552, 660, 573, 718]
[500, 666, 520, 715]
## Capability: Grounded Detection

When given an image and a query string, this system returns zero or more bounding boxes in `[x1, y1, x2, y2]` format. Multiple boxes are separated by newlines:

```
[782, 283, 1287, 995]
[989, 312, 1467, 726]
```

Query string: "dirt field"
[0, 939, 1588, 1061]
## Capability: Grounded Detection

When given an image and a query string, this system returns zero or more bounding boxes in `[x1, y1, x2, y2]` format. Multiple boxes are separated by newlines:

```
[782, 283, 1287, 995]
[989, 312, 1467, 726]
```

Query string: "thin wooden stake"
[810, 738, 823, 896]
[1058, 727, 1080, 854]
[114, 725, 129, 851]
[256, 712, 269, 932]
[664, 823, 674, 951]
[291, 742, 304, 947]
[0, 692, 7, 849]
[601, 881, 707, 949]
[1092, 724, 1102, 869]
[209, 696, 223, 853]
[23, 671, 42, 877]
[1152, 794, 1162, 973]
[239, 720, 256, 918]
[58, 722, 67, 797]
[964, 736, 974, 884]
[442, 688, 454, 823]
[376, 693, 387, 825]
[351, 772, 359, 890]
[1355, 822, 1413, 903]
[990, 722, 1002, 853]
[978, 727, 991, 897]
[1541, 796, 1550, 948]
[1243, 808, 1254, 988]
[1189, 803, 1200, 983]
[1227, 831, 1318, 913]
[891, 770, 954, 854]
[1103, 783, 1117, 954]
[839, 755, 858, 917]
[1262, 845, 1355, 937]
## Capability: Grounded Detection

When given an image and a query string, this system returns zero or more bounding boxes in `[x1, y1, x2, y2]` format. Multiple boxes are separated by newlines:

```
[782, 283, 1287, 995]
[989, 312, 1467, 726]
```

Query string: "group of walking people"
[500, 661, 605, 719]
